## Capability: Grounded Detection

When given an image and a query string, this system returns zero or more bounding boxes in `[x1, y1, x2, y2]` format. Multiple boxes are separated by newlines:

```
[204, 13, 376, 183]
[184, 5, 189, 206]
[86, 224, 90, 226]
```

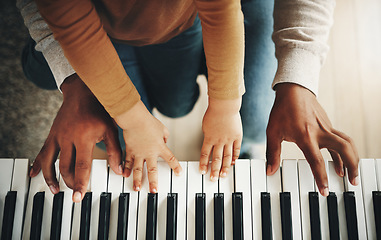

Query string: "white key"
[328, 161, 348, 240]
[157, 161, 171, 240]
[204, 164, 218, 240]
[58, 167, 73, 240]
[89, 159, 108, 240]
[281, 159, 302, 240]
[318, 159, 330, 240]
[267, 164, 282, 240]
[219, 162, 234, 240]
[172, 161, 187, 240]
[71, 180, 91, 239]
[108, 167, 124, 240]
[344, 164, 367, 239]
[360, 158, 377, 239]
[298, 159, 315, 240]
[123, 166, 138, 240]
[0, 158, 14, 235]
[376, 159, 381, 190]
[187, 161, 202, 240]
[251, 159, 266, 240]
[22, 163, 58, 239]
[11, 158, 29, 240]
[234, 159, 252, 239]
[137, 162, 149, 239]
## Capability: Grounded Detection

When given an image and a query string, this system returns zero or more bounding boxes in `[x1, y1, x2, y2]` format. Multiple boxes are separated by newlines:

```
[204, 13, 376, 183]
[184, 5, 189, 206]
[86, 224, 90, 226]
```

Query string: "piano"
[0, 158, 380, 239]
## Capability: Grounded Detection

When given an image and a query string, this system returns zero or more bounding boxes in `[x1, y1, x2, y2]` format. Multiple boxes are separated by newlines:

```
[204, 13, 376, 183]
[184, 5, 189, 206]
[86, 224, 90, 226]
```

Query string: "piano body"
[0, 158, 380, 239]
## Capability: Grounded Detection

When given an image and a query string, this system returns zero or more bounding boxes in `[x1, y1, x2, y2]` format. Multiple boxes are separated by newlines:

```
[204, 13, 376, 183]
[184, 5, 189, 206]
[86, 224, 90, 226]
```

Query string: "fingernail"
[210, 175, 218, 182]
[49, 185, 58, 194]
[151, 188, 157, 193]
[73, 191, 82, 203]
[266, 164, 272, 175]
[322, 187, 329, 197]
[220, 172, 227, 178]
[175, 169, 183, 176]
[353, 176, 360, 186]
[29, 167, 34, 177]
[135, 185, 140, 191]
[118, 165, 123, 174]
[199, 168, 206, 175]
[339, 169, 344, 177]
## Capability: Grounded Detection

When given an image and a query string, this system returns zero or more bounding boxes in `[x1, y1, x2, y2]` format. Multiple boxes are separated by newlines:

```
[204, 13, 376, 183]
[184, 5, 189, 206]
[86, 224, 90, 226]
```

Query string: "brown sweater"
[34, 0, 245, 117]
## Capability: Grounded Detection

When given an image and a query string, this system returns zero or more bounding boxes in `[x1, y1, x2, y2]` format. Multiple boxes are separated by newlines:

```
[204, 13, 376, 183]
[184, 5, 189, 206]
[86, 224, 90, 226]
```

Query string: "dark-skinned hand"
[29, 73, 123, 202]
[266, 83, 359, 196]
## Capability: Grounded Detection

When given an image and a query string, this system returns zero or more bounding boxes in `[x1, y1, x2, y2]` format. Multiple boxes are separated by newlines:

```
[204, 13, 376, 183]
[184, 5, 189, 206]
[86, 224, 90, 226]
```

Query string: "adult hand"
[115, 101, 182, 194]
[199, 97, 243, 181]
[266, 83, 359, 196]
[29, 73, 123, 202]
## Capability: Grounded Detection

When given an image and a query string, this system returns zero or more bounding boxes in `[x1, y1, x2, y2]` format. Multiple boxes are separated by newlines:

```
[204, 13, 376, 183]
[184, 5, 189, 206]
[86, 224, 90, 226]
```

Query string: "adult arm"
[267, 0, 359, 196]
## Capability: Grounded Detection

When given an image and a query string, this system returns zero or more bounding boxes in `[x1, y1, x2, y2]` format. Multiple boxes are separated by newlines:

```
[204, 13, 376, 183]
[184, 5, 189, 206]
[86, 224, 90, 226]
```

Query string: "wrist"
[207, 97, 242, 114]
[274, 83, 315, 100]
[114, 100, 150, 130]
[61, 73, 93, 100]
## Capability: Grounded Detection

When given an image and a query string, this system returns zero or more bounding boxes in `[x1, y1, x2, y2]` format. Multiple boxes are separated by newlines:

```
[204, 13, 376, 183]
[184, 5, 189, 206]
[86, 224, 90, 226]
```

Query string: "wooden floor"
[95, 0, 381, 161]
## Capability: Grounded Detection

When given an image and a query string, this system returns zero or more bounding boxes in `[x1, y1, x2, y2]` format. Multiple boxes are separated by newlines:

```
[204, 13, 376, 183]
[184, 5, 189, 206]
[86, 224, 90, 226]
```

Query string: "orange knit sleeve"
[34, 0, 140, 118]
[194, 0, 245, 100]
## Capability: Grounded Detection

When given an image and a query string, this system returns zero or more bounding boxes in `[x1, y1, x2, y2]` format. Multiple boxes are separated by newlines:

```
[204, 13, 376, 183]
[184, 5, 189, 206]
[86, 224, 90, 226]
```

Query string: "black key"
[117, 193, 130, 240]
[344, 191, 359, 240]
[280, 192, 292, 240]
[261, 192, 272, 240]
[30, 191, 45, 240]
[373, 191, 381, 239]
[146, 193, 158, 240]
[80, 192, 92, 240]
[1, 191, 17, 240]
[232, 192, 244, 240]
[195, 193, 206, 240]
[166, 193, 177, 240]
[214, 193, 224, 240]
[98, 192, 111, 240]
[50, 191, 64, 240]
[309, 192, 321, 240]
[327, 192, 340, 240]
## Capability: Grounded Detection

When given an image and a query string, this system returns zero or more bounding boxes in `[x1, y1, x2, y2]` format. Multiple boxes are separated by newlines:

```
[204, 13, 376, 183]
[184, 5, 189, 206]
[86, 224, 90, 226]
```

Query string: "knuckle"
[124, 158, 134, 166]
[167, 155, 177, 163]
[133, 167, 143, 173]
[76, 161, 91, 171]
[147, 166, 158, 174]
[223, 154, 232, 160]
[213, 157, 222, 163]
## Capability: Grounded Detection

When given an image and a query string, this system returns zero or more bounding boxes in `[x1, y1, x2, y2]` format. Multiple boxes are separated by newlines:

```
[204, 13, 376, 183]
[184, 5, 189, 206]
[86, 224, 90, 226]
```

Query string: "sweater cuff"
[39, 39, 76, 91]
[272, 48, 321, 96]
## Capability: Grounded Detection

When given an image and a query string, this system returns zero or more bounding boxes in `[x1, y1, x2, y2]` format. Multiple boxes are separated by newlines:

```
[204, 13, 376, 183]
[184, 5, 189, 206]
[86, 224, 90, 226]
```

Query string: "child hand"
[115, 101, 182, 193]
[199, 97, 243, 181]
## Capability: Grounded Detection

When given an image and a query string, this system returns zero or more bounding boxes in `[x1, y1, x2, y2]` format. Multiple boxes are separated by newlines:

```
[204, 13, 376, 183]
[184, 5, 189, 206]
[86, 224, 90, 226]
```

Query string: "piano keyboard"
[0, 158, 380, 239]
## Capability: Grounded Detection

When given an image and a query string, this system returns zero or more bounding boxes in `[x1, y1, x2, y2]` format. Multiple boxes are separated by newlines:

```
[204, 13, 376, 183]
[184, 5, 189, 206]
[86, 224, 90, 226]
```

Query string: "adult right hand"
[29, 73, 123, 203]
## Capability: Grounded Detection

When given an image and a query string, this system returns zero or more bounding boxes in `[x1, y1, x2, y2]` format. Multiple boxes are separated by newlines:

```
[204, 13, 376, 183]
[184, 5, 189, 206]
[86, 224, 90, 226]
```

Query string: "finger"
[35, 137, 60, 194]
[300, 143, 329, 196]
[72, 144, 93, 203]
[329, 129, 359, 185]
[220, 144, 233, 177]
[265, 133, 282, 176]
[160, 145, 182, 176]
[123, 153, 134, 178]
[133, 157, 144, 191]
[199, 142, 212, 175]
[104, 129, 123, 175]
[30, 137, 59, 177]
[58, 144, 76, 189]
[146, 158, 158, 193]
[163, 127, 170, 143]
[232, 139, 242, 164]
[210, 145, 223, 181]
[328, 149, 344, 177]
